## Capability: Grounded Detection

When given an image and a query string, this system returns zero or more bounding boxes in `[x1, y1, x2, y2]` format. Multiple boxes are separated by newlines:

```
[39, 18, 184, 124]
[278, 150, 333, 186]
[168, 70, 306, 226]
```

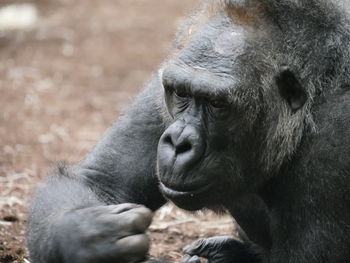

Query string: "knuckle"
[194, 238, 206, 248]
[128, 209, 152, 229]
[109, 203, 140, 214]
[133, 206, 153, 218]
[137, 209, 153, 225]
[128, 212, 142, 226]
[96, 218, 113, 229]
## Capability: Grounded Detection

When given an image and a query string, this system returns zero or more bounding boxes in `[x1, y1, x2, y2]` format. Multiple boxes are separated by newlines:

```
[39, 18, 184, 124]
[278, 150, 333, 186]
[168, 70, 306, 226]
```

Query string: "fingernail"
[189, 256, 200, 263]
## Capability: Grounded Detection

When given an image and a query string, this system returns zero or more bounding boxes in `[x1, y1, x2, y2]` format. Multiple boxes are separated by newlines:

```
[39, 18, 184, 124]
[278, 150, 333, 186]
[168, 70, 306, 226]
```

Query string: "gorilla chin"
[159, 182, 212, 211]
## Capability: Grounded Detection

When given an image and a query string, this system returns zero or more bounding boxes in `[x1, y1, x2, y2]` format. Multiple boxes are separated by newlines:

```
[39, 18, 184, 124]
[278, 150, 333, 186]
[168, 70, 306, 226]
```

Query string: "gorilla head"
[156, 0, 340, 210]
[27, 1, 350, 262]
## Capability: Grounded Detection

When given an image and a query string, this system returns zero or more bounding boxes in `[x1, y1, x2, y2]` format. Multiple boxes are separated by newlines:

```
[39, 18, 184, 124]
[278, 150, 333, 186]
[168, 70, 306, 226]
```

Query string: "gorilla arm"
[27, 75, 167, 263]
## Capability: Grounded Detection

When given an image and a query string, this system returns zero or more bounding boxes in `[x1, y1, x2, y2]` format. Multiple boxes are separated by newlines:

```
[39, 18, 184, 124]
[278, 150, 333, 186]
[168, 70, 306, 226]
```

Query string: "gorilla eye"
[174, 89, 189, 98]
[210, 100, 227, 109]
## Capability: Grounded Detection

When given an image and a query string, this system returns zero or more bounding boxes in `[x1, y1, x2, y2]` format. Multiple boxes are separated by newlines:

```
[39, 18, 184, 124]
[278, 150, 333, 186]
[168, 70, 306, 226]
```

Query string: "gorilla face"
[156, 5, 309, 211]
[156, 14, 262, 210]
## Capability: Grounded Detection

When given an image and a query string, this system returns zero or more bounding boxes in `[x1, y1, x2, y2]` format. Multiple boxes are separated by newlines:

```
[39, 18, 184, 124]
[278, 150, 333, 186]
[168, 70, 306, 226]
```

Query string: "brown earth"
[0, 1, 234, 262]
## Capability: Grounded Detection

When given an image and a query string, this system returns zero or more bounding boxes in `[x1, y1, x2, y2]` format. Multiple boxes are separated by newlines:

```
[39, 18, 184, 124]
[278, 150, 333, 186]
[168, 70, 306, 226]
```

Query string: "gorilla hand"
[51, 203, 153, 263]
[182, 236, 263, 263]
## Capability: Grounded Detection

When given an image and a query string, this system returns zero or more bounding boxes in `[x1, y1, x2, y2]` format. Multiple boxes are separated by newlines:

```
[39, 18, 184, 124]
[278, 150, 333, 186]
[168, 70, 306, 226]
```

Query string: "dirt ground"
[0, 1, 234, 262]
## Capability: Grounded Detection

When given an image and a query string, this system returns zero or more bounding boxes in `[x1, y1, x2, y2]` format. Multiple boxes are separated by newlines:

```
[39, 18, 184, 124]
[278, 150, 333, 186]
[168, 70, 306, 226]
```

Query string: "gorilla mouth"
[159, 182, 213, 211]
[159, 182, 211, 200]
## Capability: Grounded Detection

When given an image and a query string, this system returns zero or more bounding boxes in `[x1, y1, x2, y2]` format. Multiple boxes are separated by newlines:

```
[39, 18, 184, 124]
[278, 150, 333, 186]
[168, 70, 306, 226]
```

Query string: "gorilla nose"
[158, 122, 205, 172]
[164, 133, 192, 155]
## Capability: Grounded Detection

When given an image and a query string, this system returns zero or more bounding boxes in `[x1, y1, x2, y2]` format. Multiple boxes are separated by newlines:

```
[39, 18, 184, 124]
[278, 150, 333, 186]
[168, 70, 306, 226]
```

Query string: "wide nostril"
[175, 142, 192, 155]
[162, 134, 192, 155]
[164, 135, 173, 147]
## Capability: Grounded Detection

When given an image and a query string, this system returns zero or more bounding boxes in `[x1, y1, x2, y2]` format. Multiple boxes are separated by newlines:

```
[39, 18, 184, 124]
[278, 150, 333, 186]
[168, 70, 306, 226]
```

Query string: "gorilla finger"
[181, 255, 202, 263]
[97, 206, 153, 235]
[183, 239, 208, 257]
[145, 257, 173, 263]
[109, 203, 143, 214]
[118, 206, 153, 232]
[184, 236, 244, 259]
[183, 238, 221, 258]
[188, 256, 201, 263]
[115, 234, 150, 258]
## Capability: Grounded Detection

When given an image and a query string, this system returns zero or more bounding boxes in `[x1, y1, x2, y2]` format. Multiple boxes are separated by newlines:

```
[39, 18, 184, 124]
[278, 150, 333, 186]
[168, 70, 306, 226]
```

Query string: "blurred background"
[0, 1, 234, 262]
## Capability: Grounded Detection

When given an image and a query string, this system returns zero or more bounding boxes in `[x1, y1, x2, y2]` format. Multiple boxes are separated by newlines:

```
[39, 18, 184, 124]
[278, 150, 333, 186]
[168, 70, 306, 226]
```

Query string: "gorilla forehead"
[173, 1, 275, 75]
[176, 17, 247, 75]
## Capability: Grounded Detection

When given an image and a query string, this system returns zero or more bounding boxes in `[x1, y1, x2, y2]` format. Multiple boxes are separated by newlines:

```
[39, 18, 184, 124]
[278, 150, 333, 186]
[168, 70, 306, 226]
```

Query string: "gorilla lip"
[159, 182, 211, 199]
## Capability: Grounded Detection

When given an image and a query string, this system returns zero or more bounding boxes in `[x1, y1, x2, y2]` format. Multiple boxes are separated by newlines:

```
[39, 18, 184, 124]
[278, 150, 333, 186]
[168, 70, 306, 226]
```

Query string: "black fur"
[27, 1, 350, 262]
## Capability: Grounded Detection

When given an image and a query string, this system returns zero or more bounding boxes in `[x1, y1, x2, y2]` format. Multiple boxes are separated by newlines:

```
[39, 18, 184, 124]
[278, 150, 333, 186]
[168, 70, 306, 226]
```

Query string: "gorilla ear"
[276, 66, 307, 112]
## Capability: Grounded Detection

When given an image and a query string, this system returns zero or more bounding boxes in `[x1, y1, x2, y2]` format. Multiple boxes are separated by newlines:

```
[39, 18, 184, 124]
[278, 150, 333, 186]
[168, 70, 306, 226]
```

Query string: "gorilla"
[27, 0, 350, 262]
